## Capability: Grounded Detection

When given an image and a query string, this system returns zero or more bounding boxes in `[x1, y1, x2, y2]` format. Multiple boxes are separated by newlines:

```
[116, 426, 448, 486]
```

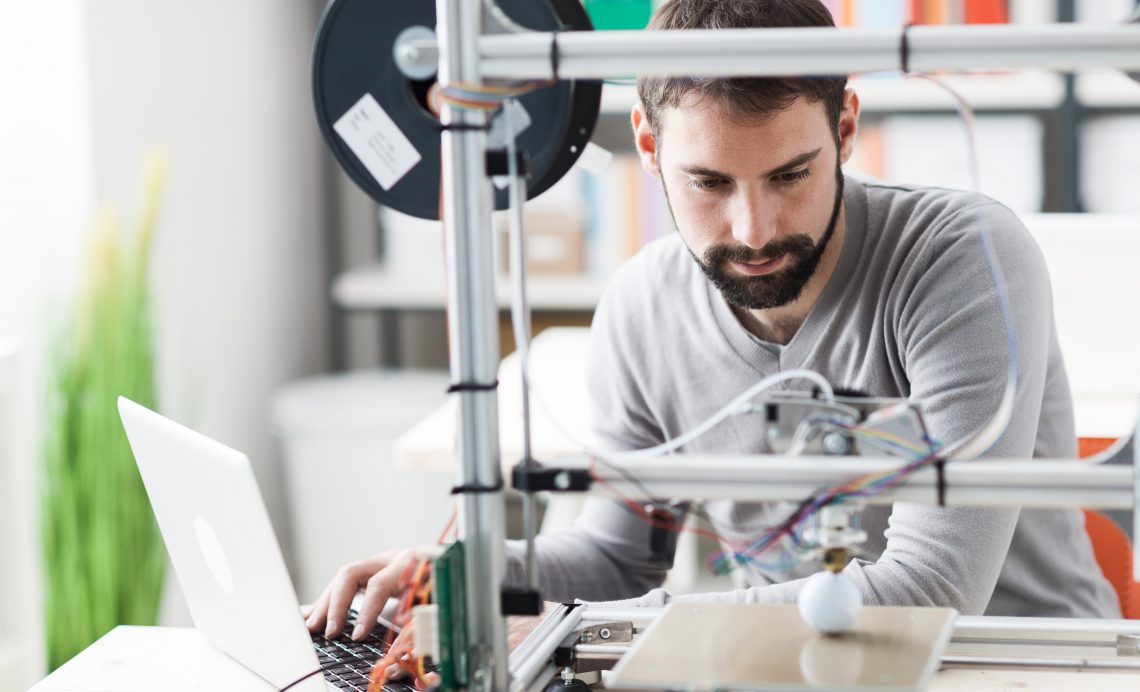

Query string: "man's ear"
[837, 88, 860, 165]
[631, 104, 661, 178]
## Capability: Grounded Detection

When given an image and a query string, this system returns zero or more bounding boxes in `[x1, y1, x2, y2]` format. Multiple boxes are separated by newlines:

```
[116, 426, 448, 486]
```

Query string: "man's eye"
[690, 178, 724, 191]
[778, 169, 812, 184]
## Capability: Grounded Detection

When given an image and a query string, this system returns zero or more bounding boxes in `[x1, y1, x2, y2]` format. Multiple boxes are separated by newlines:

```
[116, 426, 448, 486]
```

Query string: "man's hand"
[304, 548, 421, 640]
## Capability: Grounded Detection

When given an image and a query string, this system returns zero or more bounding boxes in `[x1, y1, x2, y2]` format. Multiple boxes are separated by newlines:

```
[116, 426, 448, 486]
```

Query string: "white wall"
[0, 0, 94, 686]
[82, 0, 331, 623]
[2, 0, 332, 664]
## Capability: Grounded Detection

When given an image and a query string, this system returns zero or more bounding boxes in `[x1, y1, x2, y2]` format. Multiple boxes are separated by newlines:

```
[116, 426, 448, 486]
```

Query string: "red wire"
[587, 457, 728, 545]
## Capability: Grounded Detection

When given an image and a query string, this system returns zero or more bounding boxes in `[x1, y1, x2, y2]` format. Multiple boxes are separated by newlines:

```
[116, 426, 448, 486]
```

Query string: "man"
[306, 0, 1119, 645]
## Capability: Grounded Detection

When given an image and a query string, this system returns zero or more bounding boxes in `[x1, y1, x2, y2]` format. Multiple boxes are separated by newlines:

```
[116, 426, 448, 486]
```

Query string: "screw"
[403, 45, 421, 62]
[554, 471, 570, 490]
[599, 627, 612, 640]
[822, 432, 851, 455]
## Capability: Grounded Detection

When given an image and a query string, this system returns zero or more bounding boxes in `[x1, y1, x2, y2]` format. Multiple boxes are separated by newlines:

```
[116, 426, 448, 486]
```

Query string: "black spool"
[311, 0, 602, 220]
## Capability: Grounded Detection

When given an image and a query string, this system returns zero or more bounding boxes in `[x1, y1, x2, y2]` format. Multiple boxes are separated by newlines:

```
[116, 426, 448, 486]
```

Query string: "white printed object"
[798, 570, 863, 635]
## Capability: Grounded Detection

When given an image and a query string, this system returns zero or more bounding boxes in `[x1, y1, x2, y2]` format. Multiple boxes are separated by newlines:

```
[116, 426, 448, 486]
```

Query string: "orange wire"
[437, 509, 457, 544]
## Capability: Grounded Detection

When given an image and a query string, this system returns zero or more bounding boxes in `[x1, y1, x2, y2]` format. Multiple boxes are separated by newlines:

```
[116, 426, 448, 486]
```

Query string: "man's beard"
[671, 164, 844, 311]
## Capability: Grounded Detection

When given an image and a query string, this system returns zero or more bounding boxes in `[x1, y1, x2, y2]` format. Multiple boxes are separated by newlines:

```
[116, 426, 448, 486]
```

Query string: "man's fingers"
[325, 558, 385, 638]
[305, 583, 334, 633]
[351, 563, 404, 640]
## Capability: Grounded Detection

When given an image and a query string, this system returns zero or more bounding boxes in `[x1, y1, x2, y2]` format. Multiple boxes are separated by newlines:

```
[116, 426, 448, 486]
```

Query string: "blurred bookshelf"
[1076, 70, 1140, 107]
[334, 264, 607, 311]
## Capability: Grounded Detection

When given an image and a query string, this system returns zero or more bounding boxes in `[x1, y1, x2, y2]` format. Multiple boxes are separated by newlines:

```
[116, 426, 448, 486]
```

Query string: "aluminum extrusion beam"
[399, 24, 1140, 80]
[435, 0, 508, 687]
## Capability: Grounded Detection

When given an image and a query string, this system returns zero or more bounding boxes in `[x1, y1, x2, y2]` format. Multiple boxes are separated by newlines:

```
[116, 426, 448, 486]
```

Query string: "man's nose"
[730, 192, 778, 250]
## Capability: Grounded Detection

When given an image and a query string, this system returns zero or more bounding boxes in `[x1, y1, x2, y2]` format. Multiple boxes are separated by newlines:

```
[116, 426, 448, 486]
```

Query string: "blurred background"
[2, 0, 1139, 689]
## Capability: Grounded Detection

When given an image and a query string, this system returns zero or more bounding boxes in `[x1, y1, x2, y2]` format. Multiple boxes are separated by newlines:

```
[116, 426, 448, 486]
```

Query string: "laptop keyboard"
[310, 609, 415, 691]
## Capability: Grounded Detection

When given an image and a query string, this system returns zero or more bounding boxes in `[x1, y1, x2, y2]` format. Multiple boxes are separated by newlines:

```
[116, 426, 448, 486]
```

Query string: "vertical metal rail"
[1052, 0, 1083, 212]
[435, 0, 509, 688]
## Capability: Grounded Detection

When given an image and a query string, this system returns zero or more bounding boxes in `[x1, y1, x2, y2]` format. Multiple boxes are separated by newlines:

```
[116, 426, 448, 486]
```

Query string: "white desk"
[29, 625, 1140, 691]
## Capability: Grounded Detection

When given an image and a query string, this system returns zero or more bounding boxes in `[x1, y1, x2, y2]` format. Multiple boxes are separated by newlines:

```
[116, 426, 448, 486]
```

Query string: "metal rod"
[942, 656, 1140, 670]
[505, 105, 539, 591]
[435, 0, 508, 687]
[402, 24, 1140, 80]
[955, 615, 1140, 642]
[575, 643, 632, 656]
[578, 455, 1135, 508]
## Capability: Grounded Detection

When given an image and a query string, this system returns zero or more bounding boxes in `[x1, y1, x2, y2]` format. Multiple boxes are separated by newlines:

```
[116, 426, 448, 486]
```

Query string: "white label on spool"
[334, 93, 421, 190]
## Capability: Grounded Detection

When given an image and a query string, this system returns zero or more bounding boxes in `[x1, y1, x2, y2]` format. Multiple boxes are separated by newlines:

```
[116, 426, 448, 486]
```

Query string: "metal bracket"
[512, 462, 592, 492]
[501, 587, 543, 616]
[1117, 634, 1140, 657]
[577, 621, 633, 645]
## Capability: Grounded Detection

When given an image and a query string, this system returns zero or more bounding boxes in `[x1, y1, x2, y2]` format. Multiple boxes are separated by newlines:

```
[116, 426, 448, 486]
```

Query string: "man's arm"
[590, 202, 1053, 613]
[504, 262, 676, 601]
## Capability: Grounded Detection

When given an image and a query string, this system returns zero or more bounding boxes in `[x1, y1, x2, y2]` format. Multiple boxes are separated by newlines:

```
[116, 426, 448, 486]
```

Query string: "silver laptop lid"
[118, 396, 327, 692]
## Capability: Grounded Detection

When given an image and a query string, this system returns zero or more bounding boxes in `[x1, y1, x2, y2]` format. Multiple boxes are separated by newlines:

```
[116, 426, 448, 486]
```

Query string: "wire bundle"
[435, 80, 553, 111]
[365, 556, 435, 691]
[365, 512, 457, 691]
[705, 425, 942, 575]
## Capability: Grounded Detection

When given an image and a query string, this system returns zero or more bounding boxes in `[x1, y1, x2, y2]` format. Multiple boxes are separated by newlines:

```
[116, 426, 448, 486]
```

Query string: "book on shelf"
[581, 154, 675, 276]
[823, 0, 1052, 27]
[1075, 0, 1138, 24]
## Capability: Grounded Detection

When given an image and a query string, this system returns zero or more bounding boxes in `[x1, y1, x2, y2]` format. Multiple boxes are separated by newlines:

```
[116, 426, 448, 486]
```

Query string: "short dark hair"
[637, 0, 848, 141]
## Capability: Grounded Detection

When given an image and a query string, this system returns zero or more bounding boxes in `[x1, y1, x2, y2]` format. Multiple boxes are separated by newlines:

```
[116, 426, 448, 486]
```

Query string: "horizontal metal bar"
[954, 615, 1140, 642]
[575, 454, 1134, 509]
[400, 24, 1140, 80]
[942, 655, 1140, 670]
[574, 643, 631, 657]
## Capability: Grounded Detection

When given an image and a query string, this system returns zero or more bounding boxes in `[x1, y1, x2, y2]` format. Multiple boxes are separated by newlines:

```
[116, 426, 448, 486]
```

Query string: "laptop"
[118, 396, 412, 692]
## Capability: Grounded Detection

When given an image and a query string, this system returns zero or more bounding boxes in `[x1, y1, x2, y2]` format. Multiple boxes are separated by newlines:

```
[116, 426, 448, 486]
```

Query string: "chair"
[1079, 437, 1140, 619]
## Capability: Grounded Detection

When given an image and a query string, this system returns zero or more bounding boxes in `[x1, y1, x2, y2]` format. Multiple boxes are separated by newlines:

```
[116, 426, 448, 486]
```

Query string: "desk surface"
[30, 625, 1140, 692]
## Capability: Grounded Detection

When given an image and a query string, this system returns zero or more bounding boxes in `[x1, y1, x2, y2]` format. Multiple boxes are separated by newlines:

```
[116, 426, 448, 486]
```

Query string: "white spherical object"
[798, 570, 863, 634]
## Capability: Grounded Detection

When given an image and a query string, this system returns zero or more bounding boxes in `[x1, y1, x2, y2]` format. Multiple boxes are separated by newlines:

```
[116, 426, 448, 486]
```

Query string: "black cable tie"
[900, 22, 914, 75]
[550, 31, 561, 82]
[934, 457, 946, 507]
[447, 380, 499, 393]
[451, 479, 505, 495]
[437, 123, 491, 132]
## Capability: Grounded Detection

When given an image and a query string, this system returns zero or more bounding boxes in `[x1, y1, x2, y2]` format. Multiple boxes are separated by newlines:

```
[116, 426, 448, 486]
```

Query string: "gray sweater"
[506, 175, 1120, 618]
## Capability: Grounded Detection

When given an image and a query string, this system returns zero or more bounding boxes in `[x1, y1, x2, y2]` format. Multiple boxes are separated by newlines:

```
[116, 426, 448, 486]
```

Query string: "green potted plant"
[41, 154, 168, 670]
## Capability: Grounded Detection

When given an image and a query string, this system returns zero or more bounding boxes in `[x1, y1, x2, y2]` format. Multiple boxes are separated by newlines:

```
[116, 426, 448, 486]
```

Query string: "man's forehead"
[655, 98, 831, 172]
